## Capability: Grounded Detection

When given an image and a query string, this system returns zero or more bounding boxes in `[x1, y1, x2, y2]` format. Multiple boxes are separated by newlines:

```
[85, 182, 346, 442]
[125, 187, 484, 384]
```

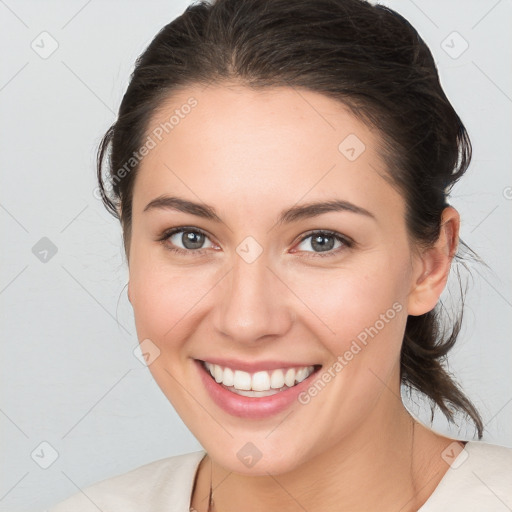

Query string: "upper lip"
[196, 358, 321, 373]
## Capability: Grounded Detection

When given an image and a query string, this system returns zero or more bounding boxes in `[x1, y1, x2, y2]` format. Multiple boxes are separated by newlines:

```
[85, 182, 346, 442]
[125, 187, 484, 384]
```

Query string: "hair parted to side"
[96, 0, 483, 438]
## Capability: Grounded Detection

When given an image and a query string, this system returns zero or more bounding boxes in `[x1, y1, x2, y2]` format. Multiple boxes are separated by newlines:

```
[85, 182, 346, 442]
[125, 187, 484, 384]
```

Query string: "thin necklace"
[208, 456, 215, 512]
[207, 417, 417, 511]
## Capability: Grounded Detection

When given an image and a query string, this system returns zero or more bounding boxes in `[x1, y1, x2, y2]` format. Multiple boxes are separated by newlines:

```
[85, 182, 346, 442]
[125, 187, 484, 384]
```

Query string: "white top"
[46, 441, 512, 511]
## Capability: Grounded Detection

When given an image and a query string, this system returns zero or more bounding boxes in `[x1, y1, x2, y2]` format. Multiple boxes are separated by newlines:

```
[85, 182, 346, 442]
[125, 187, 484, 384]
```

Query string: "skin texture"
[126, 83, 462, 511]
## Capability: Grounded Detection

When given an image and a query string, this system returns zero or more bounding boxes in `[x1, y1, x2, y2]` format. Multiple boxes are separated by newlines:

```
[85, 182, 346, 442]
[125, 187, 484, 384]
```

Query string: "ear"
[127, 281, 132, 304]
[407, 206, 460, 316]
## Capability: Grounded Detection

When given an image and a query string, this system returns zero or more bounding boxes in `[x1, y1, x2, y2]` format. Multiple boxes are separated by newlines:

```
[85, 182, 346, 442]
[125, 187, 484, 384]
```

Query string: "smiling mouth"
[201, 360, 322, 397]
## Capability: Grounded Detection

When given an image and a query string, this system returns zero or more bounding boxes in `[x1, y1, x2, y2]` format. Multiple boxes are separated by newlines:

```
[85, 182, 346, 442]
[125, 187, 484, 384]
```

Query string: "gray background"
[0, 1, 510, 511]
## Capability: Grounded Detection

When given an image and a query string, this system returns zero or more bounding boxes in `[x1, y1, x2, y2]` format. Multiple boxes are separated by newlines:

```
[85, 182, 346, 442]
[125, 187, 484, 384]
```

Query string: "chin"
[202, 437, 311, 476]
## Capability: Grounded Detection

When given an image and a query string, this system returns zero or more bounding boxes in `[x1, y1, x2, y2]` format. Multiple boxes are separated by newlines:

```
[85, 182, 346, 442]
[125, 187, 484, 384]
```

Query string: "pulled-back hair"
[97, 0, 483, 437]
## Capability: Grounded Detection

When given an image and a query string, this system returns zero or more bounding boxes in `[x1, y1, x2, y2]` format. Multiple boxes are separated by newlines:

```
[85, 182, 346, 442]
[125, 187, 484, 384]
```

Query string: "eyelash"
[157, 226, 354, 258]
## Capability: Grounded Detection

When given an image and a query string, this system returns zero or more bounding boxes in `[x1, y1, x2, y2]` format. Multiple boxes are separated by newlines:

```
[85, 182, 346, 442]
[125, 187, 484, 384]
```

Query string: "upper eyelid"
[160, 226, 352, 251]
[295, 230, 353, 252]
[160, 226, 216, 243]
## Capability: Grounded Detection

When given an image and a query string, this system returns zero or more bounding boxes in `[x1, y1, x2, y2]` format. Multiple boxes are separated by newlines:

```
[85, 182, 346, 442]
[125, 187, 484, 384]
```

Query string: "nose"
[212, 251, 294, 345]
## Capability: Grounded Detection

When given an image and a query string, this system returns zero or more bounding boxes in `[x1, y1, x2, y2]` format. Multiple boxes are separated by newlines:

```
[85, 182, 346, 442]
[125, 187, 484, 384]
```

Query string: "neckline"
[416, 440, 473, 510]
[188, 441, 474, 511]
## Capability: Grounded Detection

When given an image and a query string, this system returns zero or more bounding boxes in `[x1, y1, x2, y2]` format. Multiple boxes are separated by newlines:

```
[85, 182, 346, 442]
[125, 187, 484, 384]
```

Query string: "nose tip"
[212, 256, 294, 344]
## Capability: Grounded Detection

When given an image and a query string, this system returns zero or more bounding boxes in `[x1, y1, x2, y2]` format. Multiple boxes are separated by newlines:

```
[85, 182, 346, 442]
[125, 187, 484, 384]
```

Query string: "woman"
[48, 0, 511, 510]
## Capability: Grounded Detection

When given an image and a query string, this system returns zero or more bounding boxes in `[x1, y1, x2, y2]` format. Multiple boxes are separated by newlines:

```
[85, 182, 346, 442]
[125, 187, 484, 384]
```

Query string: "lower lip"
[195, 360, 320, 419]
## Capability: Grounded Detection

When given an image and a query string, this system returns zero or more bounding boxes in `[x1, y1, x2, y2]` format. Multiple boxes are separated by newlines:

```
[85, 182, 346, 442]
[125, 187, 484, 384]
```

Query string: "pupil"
[183, 231, 204, 249]
[312, 234, 334, 252]
[180, 232, 335, 252]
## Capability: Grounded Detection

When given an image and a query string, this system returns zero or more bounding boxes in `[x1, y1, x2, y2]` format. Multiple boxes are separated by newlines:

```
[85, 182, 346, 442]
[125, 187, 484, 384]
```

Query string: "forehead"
[132, 83, 402, 223]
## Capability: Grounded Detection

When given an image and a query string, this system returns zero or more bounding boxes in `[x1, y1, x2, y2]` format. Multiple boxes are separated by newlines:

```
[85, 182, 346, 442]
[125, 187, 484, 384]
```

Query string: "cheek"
[285, 259, 410, 437]
[128, 242, 231, 374]
[128, 259, 217, 402]
[290, 256, 410, 351]
[129, 262, 214, 341]
[129, 240, 412, 363]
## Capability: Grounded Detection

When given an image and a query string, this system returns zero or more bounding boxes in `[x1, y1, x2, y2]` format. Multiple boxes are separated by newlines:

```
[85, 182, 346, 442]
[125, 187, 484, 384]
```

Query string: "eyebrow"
[143, 195, 376, 224]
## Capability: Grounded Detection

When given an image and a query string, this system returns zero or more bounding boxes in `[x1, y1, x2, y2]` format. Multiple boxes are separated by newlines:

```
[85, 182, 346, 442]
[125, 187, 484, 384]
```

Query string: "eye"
[157, 227, 353, 258]
[158, 226, 216, 256]
[293, 230, 353, 257]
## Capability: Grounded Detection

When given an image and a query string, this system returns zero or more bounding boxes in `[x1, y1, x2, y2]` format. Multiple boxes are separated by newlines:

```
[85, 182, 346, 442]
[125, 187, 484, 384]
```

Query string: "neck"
[194, 392, 454, 512]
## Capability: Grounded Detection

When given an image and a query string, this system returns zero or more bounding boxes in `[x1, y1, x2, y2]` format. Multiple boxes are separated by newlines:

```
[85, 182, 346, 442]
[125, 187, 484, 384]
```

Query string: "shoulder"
[420, 441, 512, 511]
[46, 450, 206, 512]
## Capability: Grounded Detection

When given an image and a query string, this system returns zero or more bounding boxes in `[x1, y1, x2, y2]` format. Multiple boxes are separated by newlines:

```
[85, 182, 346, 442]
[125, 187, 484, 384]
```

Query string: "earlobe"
[407, 207, 460, 316]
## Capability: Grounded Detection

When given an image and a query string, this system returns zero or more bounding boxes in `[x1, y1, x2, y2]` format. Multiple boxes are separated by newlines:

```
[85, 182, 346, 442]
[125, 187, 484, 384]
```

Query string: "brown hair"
[97, 0, 483, 437]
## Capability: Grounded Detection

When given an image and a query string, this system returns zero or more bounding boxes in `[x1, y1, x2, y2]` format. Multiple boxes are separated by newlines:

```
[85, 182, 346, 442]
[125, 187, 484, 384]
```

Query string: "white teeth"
[214, 365, 223, 383]
[284, 368, 296, 387]
[295, 367, 309, 384]
[223, 367, 234, 387]
[233, 370, 252, 390]
[251, 371, 271, 391]
[230, 388, 281, 397]
[204, 362, 316, 393]
[270, 369, 285, 389]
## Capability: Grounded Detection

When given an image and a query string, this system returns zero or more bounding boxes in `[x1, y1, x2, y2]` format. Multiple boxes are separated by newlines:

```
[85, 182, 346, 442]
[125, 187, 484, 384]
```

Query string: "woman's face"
[128, 83, 424, 475]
